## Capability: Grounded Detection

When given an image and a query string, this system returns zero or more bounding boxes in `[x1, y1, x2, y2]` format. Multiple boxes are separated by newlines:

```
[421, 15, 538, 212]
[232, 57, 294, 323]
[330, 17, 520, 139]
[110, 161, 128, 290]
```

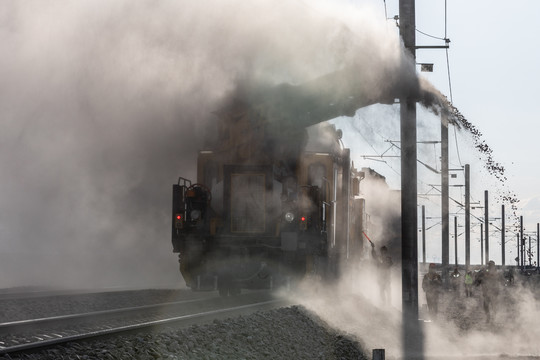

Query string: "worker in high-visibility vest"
[464, 270, 474, 297]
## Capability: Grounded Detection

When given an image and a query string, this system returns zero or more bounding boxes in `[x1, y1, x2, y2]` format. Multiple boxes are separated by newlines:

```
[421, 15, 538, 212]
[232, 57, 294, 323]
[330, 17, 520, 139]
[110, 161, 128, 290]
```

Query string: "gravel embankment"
[1, 305, 368, 360]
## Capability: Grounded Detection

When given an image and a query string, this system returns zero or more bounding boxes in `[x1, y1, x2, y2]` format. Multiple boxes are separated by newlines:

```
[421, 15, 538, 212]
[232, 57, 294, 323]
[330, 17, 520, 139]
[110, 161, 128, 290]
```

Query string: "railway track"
[0, 290, 289, 357]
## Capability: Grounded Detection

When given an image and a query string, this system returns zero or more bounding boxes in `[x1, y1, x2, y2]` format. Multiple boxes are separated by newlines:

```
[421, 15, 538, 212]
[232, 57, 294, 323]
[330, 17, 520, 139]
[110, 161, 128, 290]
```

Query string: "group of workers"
[370, 242, 504, 323]
[422, 260, 503, 323]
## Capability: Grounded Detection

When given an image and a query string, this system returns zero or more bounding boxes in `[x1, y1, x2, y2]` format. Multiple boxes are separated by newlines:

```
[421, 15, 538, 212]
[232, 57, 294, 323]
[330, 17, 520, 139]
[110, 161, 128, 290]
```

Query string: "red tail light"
[175, 214, 184, 229]
[300, 216, 307, 230]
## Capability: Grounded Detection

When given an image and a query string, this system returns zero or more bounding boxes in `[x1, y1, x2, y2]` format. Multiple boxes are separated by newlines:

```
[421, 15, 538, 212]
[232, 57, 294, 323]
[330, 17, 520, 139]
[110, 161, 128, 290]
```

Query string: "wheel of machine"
[229, 283, 241, 296]
[217, 275, 242, 297]
[218, 286, 228, 297]
[217, 275, 230, 297]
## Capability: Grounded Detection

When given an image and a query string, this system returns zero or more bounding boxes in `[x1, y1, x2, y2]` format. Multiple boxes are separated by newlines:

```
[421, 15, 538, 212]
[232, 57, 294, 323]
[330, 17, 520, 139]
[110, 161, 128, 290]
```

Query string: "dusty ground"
[433, 275, 539, 331]
[420, 275, 540, 358]
[290, 272, 540, 359]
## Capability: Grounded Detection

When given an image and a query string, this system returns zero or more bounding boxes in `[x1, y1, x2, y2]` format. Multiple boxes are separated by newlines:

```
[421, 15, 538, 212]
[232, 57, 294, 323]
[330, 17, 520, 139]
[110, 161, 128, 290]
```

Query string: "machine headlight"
[284, 212, 295, 222]
[190, 209, 201, 221]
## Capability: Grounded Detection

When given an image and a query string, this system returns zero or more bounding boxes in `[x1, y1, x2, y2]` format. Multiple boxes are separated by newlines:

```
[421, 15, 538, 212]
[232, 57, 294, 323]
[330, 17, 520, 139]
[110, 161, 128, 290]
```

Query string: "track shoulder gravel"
[0, 305, 368, 360]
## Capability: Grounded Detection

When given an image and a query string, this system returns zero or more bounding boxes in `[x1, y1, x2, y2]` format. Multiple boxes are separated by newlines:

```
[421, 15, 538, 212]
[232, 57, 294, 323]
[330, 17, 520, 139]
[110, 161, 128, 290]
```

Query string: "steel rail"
[0, 297, 205, 332]
[0, 298, 288, 356]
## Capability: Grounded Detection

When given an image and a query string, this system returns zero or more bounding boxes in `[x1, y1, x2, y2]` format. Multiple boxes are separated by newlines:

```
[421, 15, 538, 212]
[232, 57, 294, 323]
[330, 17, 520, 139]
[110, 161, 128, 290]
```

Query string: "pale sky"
[337, 0, 540, 265]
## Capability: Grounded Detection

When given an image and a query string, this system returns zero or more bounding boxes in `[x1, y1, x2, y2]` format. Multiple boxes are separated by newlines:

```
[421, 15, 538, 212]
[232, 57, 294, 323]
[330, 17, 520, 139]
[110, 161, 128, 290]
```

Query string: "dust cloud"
[0, 0, 415, 289]
[286, 267, 540, 359]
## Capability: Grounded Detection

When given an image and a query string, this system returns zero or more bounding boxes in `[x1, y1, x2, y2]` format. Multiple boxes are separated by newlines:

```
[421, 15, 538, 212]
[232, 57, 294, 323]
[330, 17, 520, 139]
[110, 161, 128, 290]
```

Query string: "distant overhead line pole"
[422, 205, 426, 264]
[501, 205, 505, 266]
[454, 216, 458, 267]
[520, 216, 524, 270]
[480, 223, 484, 265]
[441, 112, 449, 285]
[485, 190, 489, 264]
[465, 164, 470, 268]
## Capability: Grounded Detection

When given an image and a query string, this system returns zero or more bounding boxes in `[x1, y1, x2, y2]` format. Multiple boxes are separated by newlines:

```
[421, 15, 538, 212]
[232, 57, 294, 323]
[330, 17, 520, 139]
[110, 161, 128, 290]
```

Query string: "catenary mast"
[399, 0, 423, 358]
